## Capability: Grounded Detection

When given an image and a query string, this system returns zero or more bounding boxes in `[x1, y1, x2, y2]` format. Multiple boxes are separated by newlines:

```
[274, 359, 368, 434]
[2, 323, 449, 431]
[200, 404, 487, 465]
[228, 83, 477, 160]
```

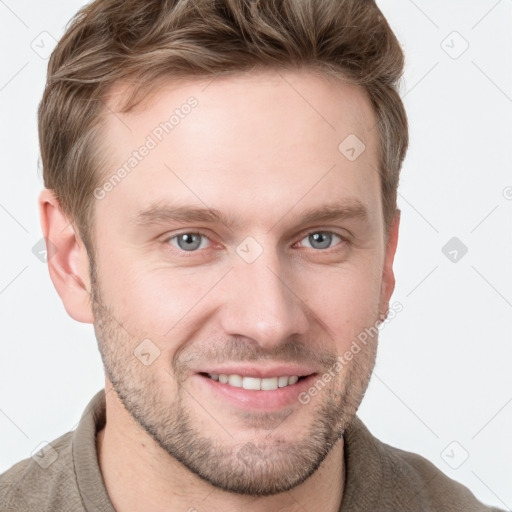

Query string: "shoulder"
[343, 416, 504, 512]
[0, 430, 85, 512]
[378, 437, 502, 511]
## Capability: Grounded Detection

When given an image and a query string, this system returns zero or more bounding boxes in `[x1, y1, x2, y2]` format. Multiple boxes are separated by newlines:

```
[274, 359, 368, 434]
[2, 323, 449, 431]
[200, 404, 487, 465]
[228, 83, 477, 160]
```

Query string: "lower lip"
[195, 373, 317, 411]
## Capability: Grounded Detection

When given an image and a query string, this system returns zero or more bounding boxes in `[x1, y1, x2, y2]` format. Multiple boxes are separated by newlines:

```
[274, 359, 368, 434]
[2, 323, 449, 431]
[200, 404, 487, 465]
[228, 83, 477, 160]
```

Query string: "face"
[88, 69, 397, 496]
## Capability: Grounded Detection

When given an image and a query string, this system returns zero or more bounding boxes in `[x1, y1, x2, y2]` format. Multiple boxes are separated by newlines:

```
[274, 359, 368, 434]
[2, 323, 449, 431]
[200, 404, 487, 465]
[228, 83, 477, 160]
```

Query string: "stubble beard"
[90, 272, 378, 496]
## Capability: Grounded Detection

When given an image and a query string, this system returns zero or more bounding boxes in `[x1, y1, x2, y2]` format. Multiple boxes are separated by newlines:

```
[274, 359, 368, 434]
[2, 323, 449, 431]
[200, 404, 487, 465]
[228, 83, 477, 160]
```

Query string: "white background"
[1, 0, 511, 509]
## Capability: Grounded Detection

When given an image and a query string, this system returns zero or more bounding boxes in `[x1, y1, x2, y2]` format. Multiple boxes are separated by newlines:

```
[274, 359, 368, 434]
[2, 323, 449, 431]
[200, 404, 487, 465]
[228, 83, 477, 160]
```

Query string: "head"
[39, 0, 408, 497]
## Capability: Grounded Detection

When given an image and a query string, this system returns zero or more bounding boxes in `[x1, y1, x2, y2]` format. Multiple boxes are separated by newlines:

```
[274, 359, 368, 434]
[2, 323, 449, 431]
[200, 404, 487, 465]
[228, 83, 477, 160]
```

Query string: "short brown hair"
[39, 0, 408, 256]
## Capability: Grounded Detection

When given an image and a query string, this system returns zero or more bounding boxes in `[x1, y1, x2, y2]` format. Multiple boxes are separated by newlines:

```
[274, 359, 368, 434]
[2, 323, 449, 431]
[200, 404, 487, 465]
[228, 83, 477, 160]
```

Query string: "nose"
[218, 245, 310, 351]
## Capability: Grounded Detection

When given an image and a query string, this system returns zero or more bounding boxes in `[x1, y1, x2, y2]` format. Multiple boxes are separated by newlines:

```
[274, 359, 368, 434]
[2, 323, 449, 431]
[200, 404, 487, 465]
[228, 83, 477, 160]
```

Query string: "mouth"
[196, 370, 318, 411]
[200, 372, 309, 390]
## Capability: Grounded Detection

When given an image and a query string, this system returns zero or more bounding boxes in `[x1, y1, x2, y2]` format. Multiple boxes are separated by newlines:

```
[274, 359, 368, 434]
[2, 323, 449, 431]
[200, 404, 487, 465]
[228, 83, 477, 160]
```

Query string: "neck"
[96, 384, 346, 512]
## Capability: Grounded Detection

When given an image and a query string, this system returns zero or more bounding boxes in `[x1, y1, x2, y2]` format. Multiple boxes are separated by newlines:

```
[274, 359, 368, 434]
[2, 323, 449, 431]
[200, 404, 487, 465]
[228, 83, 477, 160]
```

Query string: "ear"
[379, 209, 400, 320]
[38, 188, 94, 323]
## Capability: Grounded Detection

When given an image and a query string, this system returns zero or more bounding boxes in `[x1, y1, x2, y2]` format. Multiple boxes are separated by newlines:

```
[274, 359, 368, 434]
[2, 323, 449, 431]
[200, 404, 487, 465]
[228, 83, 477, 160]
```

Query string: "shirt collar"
[71, 388, 384, 512]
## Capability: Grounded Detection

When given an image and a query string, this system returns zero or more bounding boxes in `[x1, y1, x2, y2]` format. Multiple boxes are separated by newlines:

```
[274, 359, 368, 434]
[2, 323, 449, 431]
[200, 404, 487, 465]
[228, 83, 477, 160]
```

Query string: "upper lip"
[196, 365, 318, 379]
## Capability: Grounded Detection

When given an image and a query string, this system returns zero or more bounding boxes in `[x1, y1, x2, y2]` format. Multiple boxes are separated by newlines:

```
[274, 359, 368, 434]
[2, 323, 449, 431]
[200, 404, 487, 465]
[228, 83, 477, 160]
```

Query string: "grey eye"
[301, 232, 341, 250]
[170, 233, 208, 251]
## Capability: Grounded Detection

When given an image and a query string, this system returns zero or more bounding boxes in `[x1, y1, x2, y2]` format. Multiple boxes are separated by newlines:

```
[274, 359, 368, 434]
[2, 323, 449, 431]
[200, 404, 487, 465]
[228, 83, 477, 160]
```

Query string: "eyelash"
[164, 230, 348, 256]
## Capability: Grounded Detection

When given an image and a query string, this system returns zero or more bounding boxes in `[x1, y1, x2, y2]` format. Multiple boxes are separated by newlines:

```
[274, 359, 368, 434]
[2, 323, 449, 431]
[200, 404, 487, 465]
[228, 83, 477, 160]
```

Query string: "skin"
[39, 68, 400, 512]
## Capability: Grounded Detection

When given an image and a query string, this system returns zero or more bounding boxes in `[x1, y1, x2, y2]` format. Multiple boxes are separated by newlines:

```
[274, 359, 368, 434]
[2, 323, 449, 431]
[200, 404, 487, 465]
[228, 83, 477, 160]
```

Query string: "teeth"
[243, 376, 261, 390]
[278, 376, 289, 387]
[228, 374, 243, 387]
[207, 373, 302, 390]
[261, 377, 278, 390]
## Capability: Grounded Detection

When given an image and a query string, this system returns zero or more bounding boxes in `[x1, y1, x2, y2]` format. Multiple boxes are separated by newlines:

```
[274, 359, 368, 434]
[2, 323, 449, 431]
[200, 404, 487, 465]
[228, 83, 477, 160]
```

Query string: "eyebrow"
[131, 199, 369, 231]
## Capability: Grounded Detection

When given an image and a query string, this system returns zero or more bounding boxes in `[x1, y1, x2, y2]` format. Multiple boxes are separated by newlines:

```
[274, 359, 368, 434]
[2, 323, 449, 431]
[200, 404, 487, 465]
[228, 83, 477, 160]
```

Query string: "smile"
[206, 373, 304, 390]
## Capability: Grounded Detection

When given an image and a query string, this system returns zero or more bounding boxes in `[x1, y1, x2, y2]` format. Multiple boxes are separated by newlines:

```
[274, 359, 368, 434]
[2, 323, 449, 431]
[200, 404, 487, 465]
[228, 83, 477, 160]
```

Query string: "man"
[0, 0, 504, 510]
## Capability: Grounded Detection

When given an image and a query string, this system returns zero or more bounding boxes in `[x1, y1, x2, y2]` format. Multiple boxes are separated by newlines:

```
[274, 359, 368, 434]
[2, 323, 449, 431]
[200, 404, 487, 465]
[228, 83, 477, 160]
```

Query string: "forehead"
[104, 69, 377, 150]
[96, 69, 381, 231]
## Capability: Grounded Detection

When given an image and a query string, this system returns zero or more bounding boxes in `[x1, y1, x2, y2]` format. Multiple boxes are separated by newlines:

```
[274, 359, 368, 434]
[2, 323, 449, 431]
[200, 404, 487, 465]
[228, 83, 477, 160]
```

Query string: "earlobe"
[379, 209, 400, 320]
[38, 188, 95, 324]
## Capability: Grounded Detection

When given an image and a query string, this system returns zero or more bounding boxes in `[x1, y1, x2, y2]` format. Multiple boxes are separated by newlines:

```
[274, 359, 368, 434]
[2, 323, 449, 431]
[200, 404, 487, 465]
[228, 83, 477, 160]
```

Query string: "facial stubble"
[89, 265, 378, 496]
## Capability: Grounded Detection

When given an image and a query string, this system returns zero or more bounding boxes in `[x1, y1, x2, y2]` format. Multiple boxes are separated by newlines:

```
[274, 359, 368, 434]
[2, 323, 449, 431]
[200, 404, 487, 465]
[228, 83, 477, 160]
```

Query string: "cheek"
[95, 233, 384, 342]
[105, 265, 214, 336]
[300, 264, 382, 341]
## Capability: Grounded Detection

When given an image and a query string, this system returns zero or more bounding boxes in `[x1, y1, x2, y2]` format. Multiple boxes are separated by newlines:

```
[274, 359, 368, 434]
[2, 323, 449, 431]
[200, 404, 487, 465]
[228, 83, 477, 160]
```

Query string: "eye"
[167, 232, 211, 252]
[297, 231, 344, 250]
[164, 230, 346, 255]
